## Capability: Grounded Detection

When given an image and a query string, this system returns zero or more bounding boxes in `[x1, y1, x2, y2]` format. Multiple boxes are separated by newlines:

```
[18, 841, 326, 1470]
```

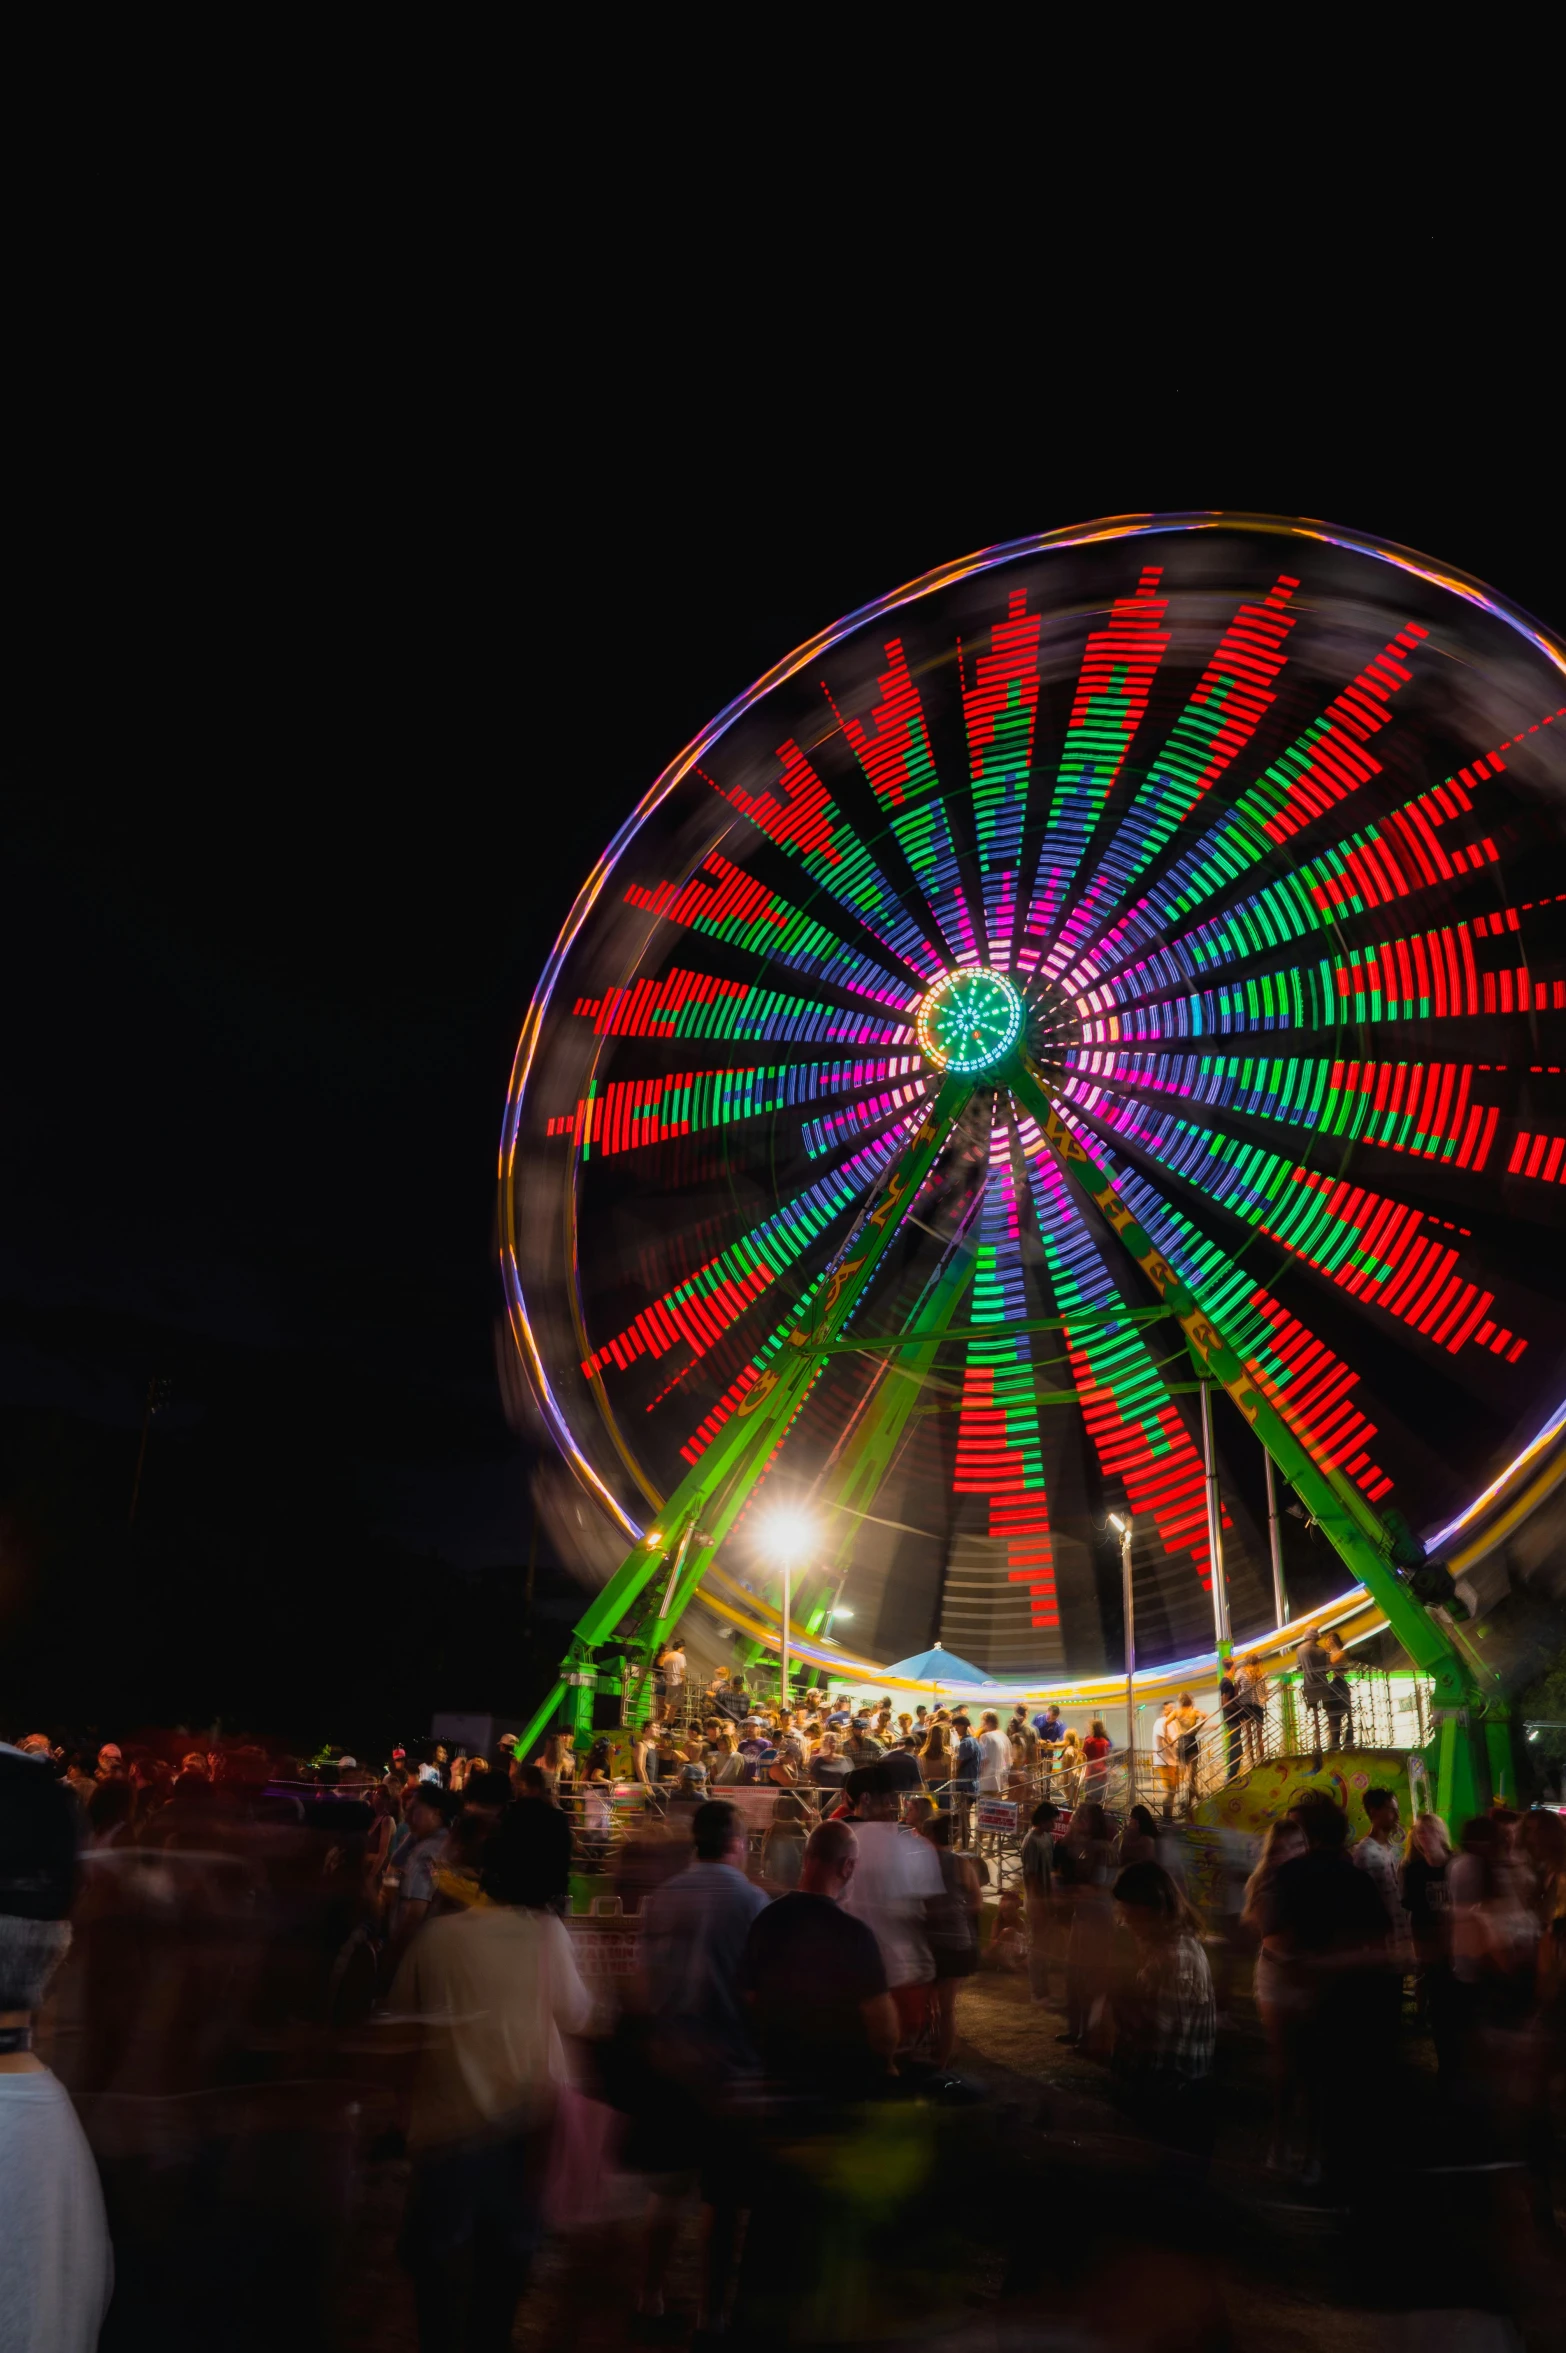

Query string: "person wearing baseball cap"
[0, 1742, 114, 2345]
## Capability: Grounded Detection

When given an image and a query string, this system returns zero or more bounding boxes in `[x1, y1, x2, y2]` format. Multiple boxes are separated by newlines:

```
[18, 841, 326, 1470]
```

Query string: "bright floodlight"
[831, 1605, 854, 1620]
[1108, 1512, 1129, 1535]
[759, 1508, 817, 1568]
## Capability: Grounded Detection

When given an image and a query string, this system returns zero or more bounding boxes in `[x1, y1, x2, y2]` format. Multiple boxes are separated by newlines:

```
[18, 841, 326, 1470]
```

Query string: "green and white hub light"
[915, 966, 1024, 1074]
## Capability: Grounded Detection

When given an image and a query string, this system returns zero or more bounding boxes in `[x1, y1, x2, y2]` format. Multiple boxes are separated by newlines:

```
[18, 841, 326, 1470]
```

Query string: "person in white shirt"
[390, 1797, 590, 2346]
[839, 1776, 945, 2050]
[975, 1712, 1012, 1797]
[1353, 1786, 1407, 1955]
[661, 1643, 687, 1721]
[0, 1745, 114, 2353]
[1155, 1702, 1181, 1821]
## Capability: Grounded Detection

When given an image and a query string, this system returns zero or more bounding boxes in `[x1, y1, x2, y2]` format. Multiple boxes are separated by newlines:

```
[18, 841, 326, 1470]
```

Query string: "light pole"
[760, 1509, 817, 1711]
[1263, 1447, 1289, 1629]
[1199, 1382, 1232, 1653]
[1110, 1511, 1135, 1802]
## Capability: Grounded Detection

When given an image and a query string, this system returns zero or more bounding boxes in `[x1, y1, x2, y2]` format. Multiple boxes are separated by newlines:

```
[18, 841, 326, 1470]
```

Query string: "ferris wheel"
[501, 513, 1565, 1819]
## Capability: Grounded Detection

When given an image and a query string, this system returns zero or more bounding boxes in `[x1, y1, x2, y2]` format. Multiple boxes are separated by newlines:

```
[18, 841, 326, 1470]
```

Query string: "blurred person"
[918, 1719, 952, 1806]
[1353, 1786, 1406, 1949]
[1321, 1630, 1354, 1747]
[634, 1800, 766, 2337]
[761, 1787, 813, 1890]
[976, 1711, 1011, 1802]
[1243, 1815, 1307, 2169]
[773, 1710, 805, 1773]
[15, 1734, 54, 1762]
[840, 1773, 944, 2053]
[1171, 1692, 1208, 1812]
[388, 1783, 454, 1968]
[810, 1732, 846, 1791]
[1009, 1710, 1039, 1770]
[1219, 1662, 1245, 1782]
[388, 1797, 588, 2351]
[1081, 1719, 1112, 1804]
[1295, 1627, 1334, 1760]
[1119, 1804, 1159, 1868]
[660, 1637, 687, 1722]
[364, 1780, 400, 1893]
[86, 1778, 134, 1850]
[94, 1742, 125, 1784]
[1448, 1811, 1538, 2035]
[738, 1819, 895, 2100]
[950, 1713, 979, 1848]
[61, 1752, 97, 1809]
[178, 1749, 209, 1780]
[1238, 1656, 1269, 1763]
[1264, 1797, 1392, 2183]
[1021, 1799, 1061, 2003]
[710, 1726, 745, 1785]
[1033, 1700, 1065, 1752]
[1111, 1861, 1217, 2155]
[1056, 1727, 1084, 1807]
[844, 1717, 884, 1769]
[921, 1812, 981, 2058]
[1060, 1802, 1118, 2047]
[0, 1745, 113, 2351]
[1401, 1812, 1457, 2071]
[1154, 1700, 1181, 1820]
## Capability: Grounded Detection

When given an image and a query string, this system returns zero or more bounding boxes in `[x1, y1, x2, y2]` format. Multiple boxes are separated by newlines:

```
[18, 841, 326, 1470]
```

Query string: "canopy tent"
[881, 1645, 988, 1685]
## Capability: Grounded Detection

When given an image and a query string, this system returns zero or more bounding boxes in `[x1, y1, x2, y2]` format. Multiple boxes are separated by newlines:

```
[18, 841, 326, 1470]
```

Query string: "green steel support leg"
[520, 1078, 975, 1752]
[1006, 1053, 1489, 1801]
[816, 1222, 977, 1582]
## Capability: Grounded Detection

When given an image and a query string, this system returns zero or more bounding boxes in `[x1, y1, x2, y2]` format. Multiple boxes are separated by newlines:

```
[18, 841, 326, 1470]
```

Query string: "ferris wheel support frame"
[518, 1047, 1501, 1828]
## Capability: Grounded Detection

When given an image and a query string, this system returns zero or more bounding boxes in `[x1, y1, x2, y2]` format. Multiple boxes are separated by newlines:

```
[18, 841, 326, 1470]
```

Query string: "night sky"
[3, 189, 1559, 1754]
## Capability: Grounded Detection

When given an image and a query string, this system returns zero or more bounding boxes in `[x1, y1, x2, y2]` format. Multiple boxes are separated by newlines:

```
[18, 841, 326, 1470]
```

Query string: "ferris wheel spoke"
[568, 964, 914, 1049]
[1014, 1110, 1217, 1614]
[1047, 1101, 1400, 1504]
[1073, 623, 1430, 991]
[947, 1121, 1064, 1668]
[622, 848, 918, 1010]
[1038, 576, 1300, 983]
[1095, 710, 1566, 1014]
[1017, 567, 1171, 973]
[578, 1113, 926, 1393]
[543, 1055, 930, 1160]
[1079, 1045, 1506, 1178]
[1076, 897, 1557, 1054]
[1063, 1075, 1530, 1368]
[699, 738, 946, 981]
[960, 588, 1047, 971]
[827, 635, 986, 968]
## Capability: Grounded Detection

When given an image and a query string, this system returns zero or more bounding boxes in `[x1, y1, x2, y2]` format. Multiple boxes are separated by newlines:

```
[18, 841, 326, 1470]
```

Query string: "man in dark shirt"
[1294, 1633, 1333, 1759]
[738, 1818, 896, 2102]
[1266, 1797, 1393, 2184]
[1218, 1667, 1244, 1782]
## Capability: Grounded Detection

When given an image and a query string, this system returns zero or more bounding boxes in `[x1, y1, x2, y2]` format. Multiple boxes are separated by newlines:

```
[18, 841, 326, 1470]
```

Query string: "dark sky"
[2, 179, 1559, 1746]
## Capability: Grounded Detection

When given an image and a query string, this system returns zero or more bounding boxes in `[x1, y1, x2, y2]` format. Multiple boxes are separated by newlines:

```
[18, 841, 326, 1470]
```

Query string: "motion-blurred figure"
[0, 1743, 113, 2350]
[389, 1799, 589, 2351]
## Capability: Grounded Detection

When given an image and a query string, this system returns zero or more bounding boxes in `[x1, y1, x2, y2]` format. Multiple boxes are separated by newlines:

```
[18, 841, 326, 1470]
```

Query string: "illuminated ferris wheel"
[501, 513, 1565, 1810]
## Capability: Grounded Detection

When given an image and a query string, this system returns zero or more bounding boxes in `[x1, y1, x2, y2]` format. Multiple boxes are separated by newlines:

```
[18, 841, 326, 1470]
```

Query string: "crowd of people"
[619, 1674, 1123, 1830]
[3, 1709, 1564, 2348]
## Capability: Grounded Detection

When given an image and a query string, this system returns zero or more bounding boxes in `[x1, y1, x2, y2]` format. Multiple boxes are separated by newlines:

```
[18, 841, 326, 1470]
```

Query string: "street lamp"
[1109, 1511, 1135, 1799]
[759, 1508, 817, 1707]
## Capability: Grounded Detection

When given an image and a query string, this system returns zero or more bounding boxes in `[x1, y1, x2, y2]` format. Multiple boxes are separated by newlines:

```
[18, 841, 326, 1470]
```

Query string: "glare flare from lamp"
[758, 1508, 817, 1569]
